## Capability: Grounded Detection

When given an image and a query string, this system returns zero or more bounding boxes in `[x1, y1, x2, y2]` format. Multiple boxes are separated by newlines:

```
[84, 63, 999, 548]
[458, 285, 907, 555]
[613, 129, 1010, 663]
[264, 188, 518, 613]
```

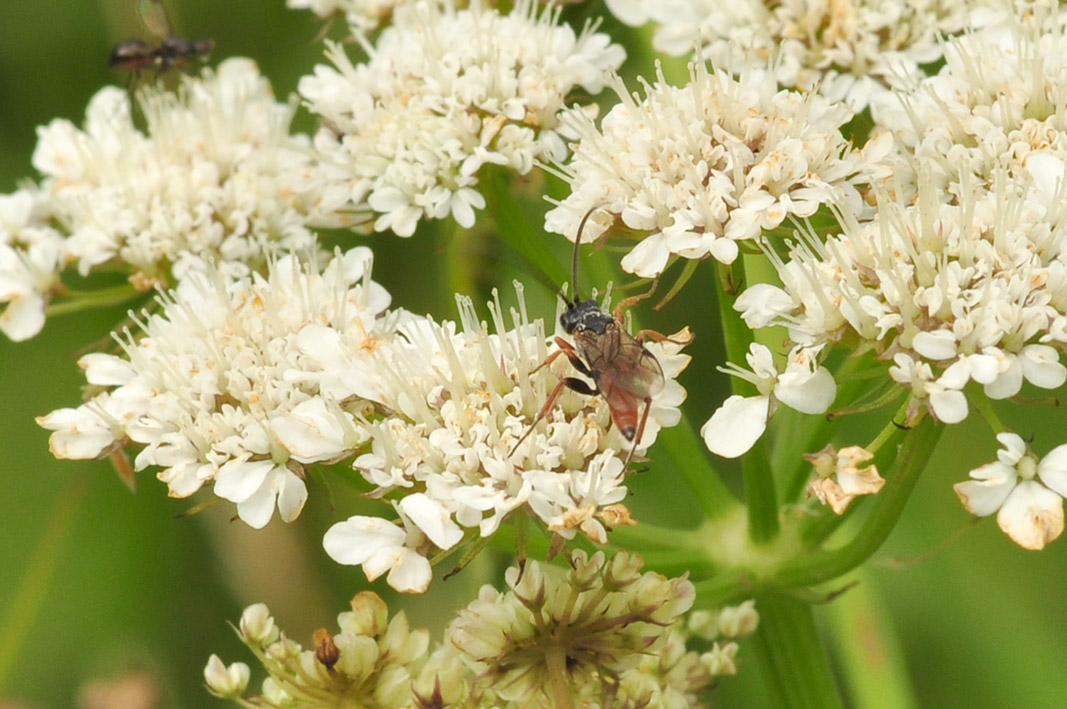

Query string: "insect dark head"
[560, 298, 614, 335]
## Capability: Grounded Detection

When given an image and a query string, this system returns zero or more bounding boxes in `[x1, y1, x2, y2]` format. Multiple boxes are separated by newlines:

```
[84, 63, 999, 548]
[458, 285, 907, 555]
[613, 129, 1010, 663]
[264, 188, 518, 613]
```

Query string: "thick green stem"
[822, 570, 919, 709]
[713, 261, 780, 542]
[748, 593, 843, 708]
[544, 644, 574, 709]
[655, 413, 740, 521]
[778, 417, 940, 584]
[743, 435, 779, 544]
[693, 416, 943, 606]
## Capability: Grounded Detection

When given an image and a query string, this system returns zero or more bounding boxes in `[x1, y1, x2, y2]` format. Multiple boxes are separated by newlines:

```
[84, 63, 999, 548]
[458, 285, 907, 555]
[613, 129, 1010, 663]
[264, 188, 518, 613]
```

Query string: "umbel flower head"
[205, 592, 430, 706]
[322, 290, 691, 593]
[31, 58, 326, 286]
[298, 0, 625, 236]
[871, 14, 1067, 194]
[730, 161, 1067, 428]
[37, 248, 392, 529]
[423, 551, 711, 707]
[603, 0, 1006, 110]
[545, 61, 889, 278]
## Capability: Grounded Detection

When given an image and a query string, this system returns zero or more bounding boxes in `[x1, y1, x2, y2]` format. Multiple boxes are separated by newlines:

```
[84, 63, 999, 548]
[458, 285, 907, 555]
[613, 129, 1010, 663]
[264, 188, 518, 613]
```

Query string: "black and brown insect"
[511, 208, 689, 466]
[109, 0, 214, 77]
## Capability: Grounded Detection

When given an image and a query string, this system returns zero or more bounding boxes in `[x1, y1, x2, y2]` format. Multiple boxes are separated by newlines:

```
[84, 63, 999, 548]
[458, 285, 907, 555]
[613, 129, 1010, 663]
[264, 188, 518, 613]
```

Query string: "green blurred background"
[2, 2, 1067, 707]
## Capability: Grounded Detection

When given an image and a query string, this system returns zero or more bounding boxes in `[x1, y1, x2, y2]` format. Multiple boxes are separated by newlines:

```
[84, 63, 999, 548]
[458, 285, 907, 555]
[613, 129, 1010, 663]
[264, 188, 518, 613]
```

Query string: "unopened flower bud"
[203, 655, 249, 697]
[239, 603, 277, 645]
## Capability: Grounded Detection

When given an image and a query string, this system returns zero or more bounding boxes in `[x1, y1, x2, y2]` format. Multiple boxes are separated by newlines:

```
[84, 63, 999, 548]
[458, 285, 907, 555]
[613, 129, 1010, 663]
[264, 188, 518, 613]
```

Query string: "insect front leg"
[632, 326, 694, 347]
[509, 338, 598, 457]
[507, 376, 598, 457]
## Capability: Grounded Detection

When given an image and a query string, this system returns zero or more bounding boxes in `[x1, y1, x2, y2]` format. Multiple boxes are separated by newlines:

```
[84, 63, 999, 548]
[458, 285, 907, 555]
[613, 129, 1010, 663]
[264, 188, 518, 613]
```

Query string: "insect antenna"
[570, 205, 602, 303]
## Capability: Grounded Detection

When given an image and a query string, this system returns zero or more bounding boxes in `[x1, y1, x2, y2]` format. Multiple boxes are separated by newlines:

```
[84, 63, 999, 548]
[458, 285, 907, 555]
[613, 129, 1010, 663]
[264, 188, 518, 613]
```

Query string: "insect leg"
[529, 336, 574, 375]
[612, 275, 661, 321]
[622, 396, 654, 471]
[632, 327, 694, 346]
[508, 376, 598, 457]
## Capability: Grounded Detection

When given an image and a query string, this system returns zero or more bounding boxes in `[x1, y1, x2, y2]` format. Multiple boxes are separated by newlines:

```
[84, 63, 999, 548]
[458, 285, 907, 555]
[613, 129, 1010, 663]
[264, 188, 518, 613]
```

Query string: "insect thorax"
[560, 300, 614, 336]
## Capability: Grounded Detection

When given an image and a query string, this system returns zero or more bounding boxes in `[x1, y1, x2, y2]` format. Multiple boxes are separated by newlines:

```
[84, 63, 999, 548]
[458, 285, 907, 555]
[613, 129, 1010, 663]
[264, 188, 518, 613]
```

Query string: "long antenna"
[571, 206, 600, 302]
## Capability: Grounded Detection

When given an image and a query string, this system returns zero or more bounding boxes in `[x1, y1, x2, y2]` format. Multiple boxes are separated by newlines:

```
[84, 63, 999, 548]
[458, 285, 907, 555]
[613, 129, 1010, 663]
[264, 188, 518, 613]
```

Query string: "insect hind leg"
[622, 396, 654, 471]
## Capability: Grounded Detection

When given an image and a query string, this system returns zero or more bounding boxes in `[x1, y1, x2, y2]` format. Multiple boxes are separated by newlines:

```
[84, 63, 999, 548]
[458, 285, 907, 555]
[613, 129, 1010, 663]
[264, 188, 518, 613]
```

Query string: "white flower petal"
[929, 388, 968, 423]
[996, 481, 1064, 551]
[1038, 444, 1067, 498]
[775, 366, 836, 414]
[913, 330, 958, 360]
[323, 516, 406, 566]
[398, 493, 464, 550]
[271, 398, 352, 463]
[214, 459, 275, 504]
[385, 548, 433, 594]
[954, 462, 1016, 516]
[1020, 345, 1067, 390]
[700, 395, 770, 458]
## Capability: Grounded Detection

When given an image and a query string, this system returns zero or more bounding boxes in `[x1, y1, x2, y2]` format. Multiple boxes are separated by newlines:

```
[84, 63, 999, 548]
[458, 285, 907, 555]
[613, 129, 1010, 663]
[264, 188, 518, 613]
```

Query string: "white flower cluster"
[871, 16, 1067, 199]
[604, 0, 1012, 110]
[38, 249, 393, 529]
[286, 0, 405, 33]
[299, 0, 625, 236]
[38, 243, 689, 592]
[0, 188, 66, 341]
[730, 167, 1067, 429]
[722, 25, 1067, 431]
[324, 292, 690, 593]
[545, 62, 889, 278]
[31, 58, 324, 284]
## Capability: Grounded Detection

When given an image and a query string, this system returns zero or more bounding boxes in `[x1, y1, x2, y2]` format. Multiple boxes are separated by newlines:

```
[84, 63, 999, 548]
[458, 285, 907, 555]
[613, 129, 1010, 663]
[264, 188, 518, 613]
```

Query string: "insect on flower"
[109, 0, 214, 77]
[511, 208, 688, 467]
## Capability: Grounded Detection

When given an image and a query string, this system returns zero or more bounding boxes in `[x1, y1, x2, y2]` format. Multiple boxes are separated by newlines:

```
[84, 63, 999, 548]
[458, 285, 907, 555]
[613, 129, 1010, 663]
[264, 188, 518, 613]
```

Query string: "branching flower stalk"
[7, 0, 1067, 706]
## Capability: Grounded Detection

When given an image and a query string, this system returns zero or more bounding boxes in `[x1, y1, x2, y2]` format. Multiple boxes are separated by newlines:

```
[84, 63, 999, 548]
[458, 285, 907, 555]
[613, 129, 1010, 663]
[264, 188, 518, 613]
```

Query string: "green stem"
[713, 261, 779, 543]
[655, 413, 740, 521]
[748, 593, 843, 709]
[607, 520, 708, 551]
[444, 216, 479, 300]
[822, 570, 918, 709]
[970, 390, 1006, 434]
[47, 284, 144, 317]
[770, 416, 942, 588]
[692, 416, 943, 607]
[743, 435, 779, 544]
[545, 644, 574, 709]
[800, 410, 911, 547]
